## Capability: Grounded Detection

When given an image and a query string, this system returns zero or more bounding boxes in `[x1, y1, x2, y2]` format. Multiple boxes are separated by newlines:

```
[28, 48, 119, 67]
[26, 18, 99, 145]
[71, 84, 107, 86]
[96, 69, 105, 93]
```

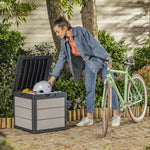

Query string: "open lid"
[13, 56, 53, 92]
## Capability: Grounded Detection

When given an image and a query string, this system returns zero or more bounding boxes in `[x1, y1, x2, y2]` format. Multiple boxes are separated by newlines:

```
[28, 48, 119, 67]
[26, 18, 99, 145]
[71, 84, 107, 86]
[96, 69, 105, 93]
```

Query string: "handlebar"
[85, 54, 135, 65]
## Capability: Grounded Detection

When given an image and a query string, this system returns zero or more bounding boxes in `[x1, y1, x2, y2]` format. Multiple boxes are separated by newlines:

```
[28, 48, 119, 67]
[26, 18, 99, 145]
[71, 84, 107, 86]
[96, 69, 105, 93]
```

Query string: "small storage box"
[13, 56, 67, 133]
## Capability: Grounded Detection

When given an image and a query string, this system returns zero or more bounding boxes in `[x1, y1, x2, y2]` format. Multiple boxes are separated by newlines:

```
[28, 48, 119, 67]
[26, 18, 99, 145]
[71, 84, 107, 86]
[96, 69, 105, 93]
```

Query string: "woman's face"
[54, 25, 67, 39]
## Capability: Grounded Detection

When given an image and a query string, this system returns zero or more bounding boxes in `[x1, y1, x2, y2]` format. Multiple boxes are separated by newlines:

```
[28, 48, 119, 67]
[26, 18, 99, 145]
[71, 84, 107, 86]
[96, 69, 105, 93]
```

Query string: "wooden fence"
[0, 107, 149, 129]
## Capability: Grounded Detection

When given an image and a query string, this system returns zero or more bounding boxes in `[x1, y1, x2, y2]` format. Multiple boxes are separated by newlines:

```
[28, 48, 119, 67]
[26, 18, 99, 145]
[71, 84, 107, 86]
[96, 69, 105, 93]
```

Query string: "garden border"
[0, 107, 149, 129]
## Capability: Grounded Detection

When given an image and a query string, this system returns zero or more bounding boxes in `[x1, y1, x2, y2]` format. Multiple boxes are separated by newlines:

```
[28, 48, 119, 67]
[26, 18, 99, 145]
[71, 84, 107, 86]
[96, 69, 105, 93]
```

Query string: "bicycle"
[85, 54, 147, 137]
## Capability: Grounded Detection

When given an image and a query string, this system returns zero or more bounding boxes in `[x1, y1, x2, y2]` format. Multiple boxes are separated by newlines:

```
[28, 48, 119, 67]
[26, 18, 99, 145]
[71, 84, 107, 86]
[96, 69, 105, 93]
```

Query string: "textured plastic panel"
[15, 117, 32, 130]
[15, 97, 32, 109]
[13, 56, 52, 92]
[37, 97, 65, 109]
[14, 97, 32, 130]
[37, 118, 65, 130]
[15, 106, 32, 119]
[37, 107, 65, 120]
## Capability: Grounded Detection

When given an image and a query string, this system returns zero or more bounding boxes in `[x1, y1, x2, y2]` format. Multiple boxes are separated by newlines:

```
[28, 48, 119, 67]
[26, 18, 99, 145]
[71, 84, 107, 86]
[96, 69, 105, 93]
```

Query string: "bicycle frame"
[101, 65, 141, 110]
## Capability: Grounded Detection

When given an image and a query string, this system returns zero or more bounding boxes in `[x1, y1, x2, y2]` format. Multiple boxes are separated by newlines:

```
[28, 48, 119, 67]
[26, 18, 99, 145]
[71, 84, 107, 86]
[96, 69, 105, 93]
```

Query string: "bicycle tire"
[127, 74, 147, 122]
[102, 82, 111, 137]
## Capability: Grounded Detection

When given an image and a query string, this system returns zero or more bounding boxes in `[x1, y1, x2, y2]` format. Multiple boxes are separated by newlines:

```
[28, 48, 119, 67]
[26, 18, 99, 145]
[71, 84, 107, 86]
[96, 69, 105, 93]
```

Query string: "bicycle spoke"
[102, 83, 111, 137]
[127, 74, 147, 122]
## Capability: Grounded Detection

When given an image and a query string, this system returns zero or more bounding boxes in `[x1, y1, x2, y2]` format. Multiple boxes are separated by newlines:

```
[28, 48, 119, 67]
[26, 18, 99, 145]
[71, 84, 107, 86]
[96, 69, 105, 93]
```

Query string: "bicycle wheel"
[127, 74, 147, 122]
[102, 82, 111, 137]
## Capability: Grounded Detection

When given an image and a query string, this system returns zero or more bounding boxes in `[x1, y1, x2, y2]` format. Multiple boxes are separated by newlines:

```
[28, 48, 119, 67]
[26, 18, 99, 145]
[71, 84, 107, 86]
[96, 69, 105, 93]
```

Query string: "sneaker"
[77, 117, 93, 127]
[112, 115, 121, 127]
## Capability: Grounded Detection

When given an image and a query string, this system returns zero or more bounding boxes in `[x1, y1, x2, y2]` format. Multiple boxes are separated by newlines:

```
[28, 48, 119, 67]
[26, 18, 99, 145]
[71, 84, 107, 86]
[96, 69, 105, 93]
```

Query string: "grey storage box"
[13, 56, 67, 133]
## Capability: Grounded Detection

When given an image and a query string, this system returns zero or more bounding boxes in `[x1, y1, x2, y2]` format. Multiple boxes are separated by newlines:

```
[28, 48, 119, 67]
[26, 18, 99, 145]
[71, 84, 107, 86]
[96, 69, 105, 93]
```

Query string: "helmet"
[33, 80, 52, 93]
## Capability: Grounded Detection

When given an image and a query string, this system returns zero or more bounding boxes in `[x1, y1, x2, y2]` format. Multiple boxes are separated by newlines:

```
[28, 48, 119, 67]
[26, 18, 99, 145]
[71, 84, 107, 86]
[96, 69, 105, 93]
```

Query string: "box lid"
[13, 56, 53, 92]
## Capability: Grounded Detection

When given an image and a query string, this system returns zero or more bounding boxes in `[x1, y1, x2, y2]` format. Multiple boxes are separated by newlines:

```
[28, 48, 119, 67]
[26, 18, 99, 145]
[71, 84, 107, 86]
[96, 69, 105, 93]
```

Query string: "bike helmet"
[33, 80, 52, 93]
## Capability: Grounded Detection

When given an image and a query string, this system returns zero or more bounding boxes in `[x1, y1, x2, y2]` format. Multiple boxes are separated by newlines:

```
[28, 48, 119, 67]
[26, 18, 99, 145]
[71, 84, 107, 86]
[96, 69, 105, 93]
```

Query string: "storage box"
[13, 56, 67, 133]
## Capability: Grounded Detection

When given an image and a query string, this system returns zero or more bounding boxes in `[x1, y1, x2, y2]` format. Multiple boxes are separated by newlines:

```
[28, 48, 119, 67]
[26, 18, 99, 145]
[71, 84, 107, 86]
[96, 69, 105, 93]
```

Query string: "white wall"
[9, 0, 150, 55]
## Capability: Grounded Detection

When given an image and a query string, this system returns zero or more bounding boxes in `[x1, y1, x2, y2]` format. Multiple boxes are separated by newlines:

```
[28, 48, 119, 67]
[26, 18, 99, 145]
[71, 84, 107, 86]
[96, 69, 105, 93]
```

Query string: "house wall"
[8, 0, 150, 55]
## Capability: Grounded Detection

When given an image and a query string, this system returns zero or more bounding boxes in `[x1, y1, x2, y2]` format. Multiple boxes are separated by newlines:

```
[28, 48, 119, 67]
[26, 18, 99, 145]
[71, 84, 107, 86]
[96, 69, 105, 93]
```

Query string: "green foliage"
[0, 132, 18, 150]
[115, 78, 124, 96]
[0, 81, 14, 118]
[53, 75, 124, 110]
[29, 43, 59, 65]
[143, 145, 150, 150]
[54, 0, 84, 20]
[53, 77, 86, 110]
[0, 0, 36, 26]
[135, 65, 150, 106]
[131, 38, 150, 72]
[98, 30, 128, 70]
[1, 25, 149, 117]
[0, 23, 31, 66]
[0, 23, 31, 117]
[0, 24, 59, 117]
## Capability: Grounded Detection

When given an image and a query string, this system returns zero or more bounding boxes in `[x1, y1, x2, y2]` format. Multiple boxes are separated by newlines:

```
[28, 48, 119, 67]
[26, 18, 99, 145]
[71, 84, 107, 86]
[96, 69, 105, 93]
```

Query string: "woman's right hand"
[106, 58, 112, 68]
[48, 77, 56, 88]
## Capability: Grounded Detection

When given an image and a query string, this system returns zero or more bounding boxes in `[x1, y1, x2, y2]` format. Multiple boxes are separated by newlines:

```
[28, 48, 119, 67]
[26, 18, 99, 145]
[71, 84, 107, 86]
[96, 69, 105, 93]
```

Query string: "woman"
[48, 16, 120, 127]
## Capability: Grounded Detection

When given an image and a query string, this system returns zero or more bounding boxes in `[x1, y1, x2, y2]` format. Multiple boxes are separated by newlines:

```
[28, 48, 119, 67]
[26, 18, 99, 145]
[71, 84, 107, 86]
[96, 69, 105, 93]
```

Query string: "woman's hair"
[54, 16, 71, 30]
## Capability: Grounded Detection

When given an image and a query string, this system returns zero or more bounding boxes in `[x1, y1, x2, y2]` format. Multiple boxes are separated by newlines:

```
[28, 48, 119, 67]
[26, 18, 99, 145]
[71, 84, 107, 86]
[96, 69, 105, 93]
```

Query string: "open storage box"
[13, 56, 67, 133]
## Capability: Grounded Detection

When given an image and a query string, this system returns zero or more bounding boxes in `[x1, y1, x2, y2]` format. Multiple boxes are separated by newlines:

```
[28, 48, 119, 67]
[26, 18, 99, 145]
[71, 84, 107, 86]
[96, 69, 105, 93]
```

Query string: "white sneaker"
[112, 115, 121, 127]
[77, 117, 93, 127]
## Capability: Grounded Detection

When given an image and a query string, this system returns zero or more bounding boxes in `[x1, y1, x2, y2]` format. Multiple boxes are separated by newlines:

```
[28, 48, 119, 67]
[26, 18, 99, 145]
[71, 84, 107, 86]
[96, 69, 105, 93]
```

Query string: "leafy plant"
[135, 65, 150, 105]
[53, 76, 124, 110]
[29, 43, 59, 65]
[0, 0, 36, 26]
[54, 0, 84, 20]
[98, 30, 128, 70]
[53, 77, 86, 110]
[1, 26, 149, 117]
[0, 26, 60, 117]
[0, 23, 31, 117]
[143, 145, 150, 150]
[0, 132, 18, 150]
[131, 38, 150, 72]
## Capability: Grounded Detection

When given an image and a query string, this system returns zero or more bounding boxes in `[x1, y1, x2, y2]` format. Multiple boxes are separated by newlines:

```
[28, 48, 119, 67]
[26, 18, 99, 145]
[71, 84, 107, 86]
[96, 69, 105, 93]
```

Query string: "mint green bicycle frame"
[101, 66, 142, 110]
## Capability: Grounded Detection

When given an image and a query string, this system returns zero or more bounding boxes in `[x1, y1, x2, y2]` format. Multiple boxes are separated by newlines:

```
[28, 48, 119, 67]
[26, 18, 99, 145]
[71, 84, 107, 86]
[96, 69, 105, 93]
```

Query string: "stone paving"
[2, 117, 150, 150]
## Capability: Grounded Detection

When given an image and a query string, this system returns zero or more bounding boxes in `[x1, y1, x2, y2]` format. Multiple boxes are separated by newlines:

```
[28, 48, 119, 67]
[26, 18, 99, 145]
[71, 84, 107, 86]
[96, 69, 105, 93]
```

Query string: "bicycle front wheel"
[102, 82, 111, 137]
[127, 74, 147, 122]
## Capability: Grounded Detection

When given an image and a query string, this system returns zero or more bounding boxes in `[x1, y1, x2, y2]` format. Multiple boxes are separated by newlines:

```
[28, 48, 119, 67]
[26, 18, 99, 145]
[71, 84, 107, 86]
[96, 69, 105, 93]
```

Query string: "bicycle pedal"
[119, 109, 125, 115]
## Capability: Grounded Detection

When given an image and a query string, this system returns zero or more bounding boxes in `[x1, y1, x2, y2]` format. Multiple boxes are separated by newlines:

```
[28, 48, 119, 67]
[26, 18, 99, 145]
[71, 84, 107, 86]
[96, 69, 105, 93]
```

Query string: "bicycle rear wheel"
[127, 74, 147, 122]
[102, 82, 111, 137]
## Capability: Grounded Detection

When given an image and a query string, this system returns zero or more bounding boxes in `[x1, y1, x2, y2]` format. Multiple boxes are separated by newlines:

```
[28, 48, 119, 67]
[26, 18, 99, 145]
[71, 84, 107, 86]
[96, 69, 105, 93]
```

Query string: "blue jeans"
[85, 63, 119, 113]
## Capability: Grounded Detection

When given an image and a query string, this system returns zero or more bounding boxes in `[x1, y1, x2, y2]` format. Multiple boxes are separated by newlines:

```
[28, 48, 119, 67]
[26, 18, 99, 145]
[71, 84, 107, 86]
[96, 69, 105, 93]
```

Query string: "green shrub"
[131, 38, 150, 72]
[29, 43, 59, 64]
[53, 76, 124, 110]
[53, 77, 86, 110]
[0, 23, 31, 117]
[53, 77, 104, 110]
[0, 132, 18, 150]
[1, 27, 145, 117]
[143, 145, 150, 150]
[0, 23, 31, 66]
[98, 30, 128, 70]
[135, 65, 150, 106]
[0, 25, 60, 117]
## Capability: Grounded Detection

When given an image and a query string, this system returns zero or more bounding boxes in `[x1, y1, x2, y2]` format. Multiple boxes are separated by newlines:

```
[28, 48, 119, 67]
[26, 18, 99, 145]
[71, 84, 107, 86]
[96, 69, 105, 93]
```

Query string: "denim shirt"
[51, 26, 110, 80]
